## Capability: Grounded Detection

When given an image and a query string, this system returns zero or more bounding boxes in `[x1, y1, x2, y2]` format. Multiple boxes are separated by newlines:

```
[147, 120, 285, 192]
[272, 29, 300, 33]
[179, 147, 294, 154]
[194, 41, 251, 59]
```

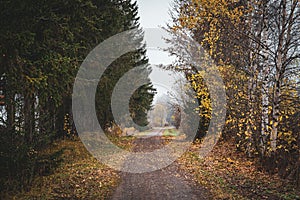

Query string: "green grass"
[162, 128, 180, 136]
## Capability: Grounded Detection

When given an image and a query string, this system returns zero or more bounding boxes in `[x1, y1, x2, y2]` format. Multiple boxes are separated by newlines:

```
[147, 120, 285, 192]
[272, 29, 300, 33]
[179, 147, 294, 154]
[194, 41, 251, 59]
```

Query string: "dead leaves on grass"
[13, 138, 120, 200]
[177, 140, 300, 200]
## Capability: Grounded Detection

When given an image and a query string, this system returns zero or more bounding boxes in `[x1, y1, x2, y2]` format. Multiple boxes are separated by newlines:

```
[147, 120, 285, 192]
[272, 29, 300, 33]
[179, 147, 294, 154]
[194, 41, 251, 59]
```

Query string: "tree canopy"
[0, 0, 155, 191]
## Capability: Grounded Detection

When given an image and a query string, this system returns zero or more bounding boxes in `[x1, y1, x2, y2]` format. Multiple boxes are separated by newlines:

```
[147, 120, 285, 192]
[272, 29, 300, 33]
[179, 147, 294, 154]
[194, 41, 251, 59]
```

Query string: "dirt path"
[109, 136, 211, 200]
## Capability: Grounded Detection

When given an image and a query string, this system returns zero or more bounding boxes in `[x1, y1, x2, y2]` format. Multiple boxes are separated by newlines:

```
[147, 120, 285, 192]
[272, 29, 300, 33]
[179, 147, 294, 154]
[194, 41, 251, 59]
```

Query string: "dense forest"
[0, 0, 155, 193]
[0, 0, 299, 199]
[166, 0, 299, 182]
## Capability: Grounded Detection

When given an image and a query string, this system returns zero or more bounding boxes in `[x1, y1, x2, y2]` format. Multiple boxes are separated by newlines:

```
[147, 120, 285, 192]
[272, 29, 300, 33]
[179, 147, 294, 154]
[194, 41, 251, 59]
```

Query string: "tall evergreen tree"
[0, 0, 155, 190]
[95, 0, 156, 130]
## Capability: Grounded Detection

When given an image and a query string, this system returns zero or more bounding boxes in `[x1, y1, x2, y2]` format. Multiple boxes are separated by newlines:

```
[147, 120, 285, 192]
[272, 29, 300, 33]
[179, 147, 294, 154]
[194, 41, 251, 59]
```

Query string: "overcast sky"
[136, 0, 179, 103]
[137, 0, 173, 28]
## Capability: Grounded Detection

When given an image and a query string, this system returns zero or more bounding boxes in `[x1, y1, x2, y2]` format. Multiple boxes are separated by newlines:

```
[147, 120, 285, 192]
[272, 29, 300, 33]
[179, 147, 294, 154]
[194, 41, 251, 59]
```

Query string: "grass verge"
[177, 139, 300, 200]
[1, 136, 135, 200]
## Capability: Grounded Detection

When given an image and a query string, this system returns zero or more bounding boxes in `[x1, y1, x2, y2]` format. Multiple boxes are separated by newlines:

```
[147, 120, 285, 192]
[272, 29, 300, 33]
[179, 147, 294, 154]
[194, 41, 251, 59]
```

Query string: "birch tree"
[267, 0, 300, 151]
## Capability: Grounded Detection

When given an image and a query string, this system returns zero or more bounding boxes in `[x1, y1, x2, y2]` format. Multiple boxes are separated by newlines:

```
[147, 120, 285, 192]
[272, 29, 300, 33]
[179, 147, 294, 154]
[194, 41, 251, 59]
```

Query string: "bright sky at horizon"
[136, 0, 180, 103]
[137, 0, 173, 28]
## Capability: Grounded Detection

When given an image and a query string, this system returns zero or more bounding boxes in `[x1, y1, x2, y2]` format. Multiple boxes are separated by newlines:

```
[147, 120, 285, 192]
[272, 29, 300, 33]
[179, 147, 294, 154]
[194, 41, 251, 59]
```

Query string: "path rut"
[109, 136, 211, 200]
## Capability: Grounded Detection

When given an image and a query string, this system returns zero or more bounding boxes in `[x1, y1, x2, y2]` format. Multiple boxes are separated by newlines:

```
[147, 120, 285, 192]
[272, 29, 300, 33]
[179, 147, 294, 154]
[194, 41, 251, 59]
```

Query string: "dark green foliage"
[95, 0, 156, 130]
[0, 0, 155, 192]
[130, 84, 156, 129]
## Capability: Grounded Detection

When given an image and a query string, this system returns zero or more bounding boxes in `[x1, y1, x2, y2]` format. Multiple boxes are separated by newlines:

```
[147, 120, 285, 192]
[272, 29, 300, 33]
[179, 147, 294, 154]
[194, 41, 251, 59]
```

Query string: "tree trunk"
[246, 66, 257, 156]
[24, 93, 35, 144]
[260, 8, 271, 156]
[271, 68, 281, 151]
[270, 0, 288, 151]
[261, 77, 269, 155]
